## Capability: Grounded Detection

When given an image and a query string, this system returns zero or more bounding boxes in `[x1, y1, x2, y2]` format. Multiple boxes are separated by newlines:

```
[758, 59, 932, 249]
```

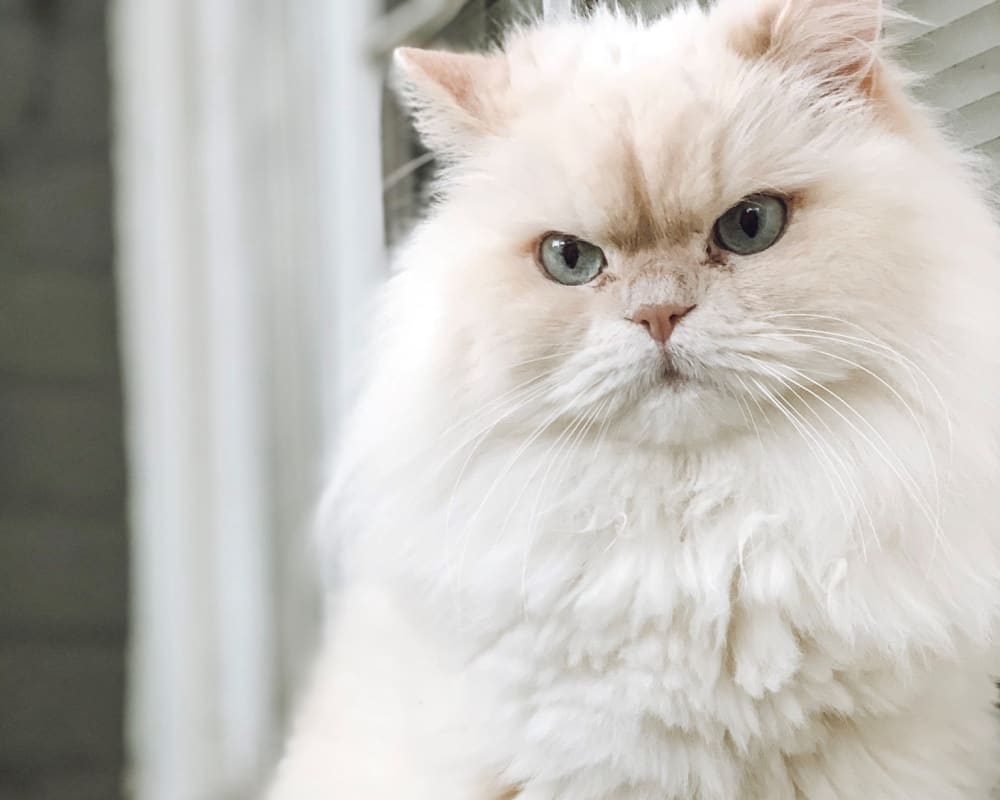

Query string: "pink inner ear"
[727, 0, 885, 95]
[433, 57, 479, 112]
[725, 0, 782, 61]
[397, 49, 475, 110]
[396, 48, 505, 123]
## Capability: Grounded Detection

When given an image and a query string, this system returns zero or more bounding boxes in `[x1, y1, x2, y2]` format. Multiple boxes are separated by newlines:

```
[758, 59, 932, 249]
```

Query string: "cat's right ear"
[393, 47, 510, 156]
[721, 0, 886, 98]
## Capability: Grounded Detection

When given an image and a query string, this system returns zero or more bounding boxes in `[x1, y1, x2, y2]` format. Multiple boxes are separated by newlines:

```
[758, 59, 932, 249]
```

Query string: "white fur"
[270, 1, 1000, 797]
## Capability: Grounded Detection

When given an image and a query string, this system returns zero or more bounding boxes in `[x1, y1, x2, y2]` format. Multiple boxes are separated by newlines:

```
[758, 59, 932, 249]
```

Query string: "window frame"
[113, 1, 569, 798]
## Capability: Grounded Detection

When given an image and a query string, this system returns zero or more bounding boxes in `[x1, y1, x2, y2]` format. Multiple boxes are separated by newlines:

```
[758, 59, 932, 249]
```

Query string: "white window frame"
[112, 1, 567, 798]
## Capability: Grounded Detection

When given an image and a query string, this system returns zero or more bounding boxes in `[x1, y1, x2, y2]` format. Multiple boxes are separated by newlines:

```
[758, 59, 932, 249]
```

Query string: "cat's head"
[386, 0, 998, 447]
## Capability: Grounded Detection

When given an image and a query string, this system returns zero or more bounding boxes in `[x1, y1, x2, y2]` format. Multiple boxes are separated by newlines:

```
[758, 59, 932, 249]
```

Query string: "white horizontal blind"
[899, 0, 1000, 175]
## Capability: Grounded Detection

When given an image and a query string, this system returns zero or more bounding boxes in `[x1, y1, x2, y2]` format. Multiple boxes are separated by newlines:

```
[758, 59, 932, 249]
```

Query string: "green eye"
[538, 233, 606, 285]
[713, 194, 788, 255]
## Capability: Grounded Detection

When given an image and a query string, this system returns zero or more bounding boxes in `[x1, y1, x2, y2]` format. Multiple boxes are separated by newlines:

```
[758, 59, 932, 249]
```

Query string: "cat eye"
[538, 233, 606, 286]
[713, 194, 787, 256]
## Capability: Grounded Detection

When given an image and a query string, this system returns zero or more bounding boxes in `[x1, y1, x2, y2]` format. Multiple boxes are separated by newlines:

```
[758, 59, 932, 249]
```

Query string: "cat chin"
[607, 381, 748, 447]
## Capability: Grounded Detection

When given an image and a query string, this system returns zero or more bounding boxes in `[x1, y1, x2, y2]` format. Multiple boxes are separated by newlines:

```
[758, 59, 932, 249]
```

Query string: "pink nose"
[628, 304, 695, 344]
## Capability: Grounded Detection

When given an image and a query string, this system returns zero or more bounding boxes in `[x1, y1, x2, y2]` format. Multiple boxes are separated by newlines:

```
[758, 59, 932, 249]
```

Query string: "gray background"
[0, 1, 127, 798]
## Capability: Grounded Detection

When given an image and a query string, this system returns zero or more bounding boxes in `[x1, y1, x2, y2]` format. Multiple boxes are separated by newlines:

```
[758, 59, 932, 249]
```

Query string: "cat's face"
[392, 0, 989, 445]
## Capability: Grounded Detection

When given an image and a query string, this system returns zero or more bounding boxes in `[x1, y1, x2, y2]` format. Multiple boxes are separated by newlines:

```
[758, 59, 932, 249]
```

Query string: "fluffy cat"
[269, 0, 1000, 797]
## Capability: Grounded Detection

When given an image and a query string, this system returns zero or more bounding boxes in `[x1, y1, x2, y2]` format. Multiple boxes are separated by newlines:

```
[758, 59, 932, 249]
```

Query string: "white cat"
[269, 1, 1000, 797]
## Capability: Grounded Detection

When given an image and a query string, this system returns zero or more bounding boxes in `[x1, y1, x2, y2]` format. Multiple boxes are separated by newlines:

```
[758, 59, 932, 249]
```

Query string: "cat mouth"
[661, 366, 687, 386]
[638, 349, 693, 390]
[658, 352, 687, 385]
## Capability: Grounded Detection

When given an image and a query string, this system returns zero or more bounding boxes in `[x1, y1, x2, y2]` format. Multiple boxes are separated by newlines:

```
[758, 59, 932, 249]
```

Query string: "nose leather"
[628, 303, 695, 344]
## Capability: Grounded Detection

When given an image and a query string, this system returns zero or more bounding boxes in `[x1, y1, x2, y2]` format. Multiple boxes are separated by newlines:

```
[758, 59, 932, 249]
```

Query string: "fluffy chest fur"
[344, 430, 999, 799]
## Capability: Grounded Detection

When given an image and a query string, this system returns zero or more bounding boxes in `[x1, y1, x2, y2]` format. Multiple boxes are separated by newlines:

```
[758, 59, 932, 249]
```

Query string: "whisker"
[436, 351, 580, 442]
[493, 399, 599, 548]
[441, 378, 557, 545]
[746, 355, 947, 554]
[449, 382, 603, 610]
[733, 375, 774, 572]
[757, 320, 954, 449]
[750, 376, 869, 557]
[749, 364, 881, 558]
[795, 345, 943, 516]
[750, 325, 955, 473]
[519, 399, 608, 609]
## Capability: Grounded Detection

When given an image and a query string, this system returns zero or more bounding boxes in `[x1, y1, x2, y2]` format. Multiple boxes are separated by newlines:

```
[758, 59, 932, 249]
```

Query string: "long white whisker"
[441, 378, 560, 552]
[519, 399, 609, 609]
[746, 355, 947, 555]
[751, 324, 956, 485]
[798, 344, 942, 516]
[750, 364, 881, 558]
[494, 399, 601, 548]
[757, 321, 954, 453]
[449, 383, 603, 604]
[436, 351, 580, 441]
[750, 376, 870, 557]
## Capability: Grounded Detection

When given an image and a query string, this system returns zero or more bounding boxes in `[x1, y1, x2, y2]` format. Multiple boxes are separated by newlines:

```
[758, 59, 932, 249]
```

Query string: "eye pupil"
[562, 241, 580, 269]
[538, 234, 606, 285]
[739, 207, 760, 238]
[713, 194, 787, 256]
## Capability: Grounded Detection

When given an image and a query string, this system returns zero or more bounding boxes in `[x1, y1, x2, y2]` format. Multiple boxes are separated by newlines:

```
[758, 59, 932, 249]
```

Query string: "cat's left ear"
[725, 0, 886, 98]
[393, 47, 510, 156]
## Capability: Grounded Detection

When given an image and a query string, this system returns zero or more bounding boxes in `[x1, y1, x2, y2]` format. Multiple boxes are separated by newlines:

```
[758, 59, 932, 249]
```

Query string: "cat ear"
[393, 47, 510, 155]
[726, 0, 885, 97]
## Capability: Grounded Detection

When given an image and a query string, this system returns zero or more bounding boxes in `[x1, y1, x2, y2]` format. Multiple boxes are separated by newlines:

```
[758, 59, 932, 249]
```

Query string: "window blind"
[900, 0, 1000, 176]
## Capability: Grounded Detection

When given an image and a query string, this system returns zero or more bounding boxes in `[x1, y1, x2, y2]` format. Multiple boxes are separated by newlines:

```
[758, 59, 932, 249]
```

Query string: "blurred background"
[0, 0, 996, 798]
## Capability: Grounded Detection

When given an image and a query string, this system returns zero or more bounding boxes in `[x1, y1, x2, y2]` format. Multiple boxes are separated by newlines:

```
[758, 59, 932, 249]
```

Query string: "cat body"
[270, 1, 1000, 797]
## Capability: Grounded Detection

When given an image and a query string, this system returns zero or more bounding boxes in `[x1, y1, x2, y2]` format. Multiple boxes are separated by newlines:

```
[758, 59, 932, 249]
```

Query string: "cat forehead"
[499, 68, 747, 252]
[585, 106, 721, 252]
[466, 7, 874, 250]
[493, 16, 778, 244]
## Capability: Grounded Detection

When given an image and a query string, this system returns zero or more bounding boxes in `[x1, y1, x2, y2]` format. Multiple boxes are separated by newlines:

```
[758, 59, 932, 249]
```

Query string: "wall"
[0, 1, 127, 798]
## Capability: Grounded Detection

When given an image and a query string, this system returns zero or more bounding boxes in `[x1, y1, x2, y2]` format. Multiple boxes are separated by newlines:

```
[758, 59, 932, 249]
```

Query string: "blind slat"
[953, 91, 1000, 148]
[903, 2, 1000, 75]
[900, 0, 1000, 175]
[980, 136, 1000, 177]
[918, 45, 1000, 112]
[896, 0, 997, 43]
